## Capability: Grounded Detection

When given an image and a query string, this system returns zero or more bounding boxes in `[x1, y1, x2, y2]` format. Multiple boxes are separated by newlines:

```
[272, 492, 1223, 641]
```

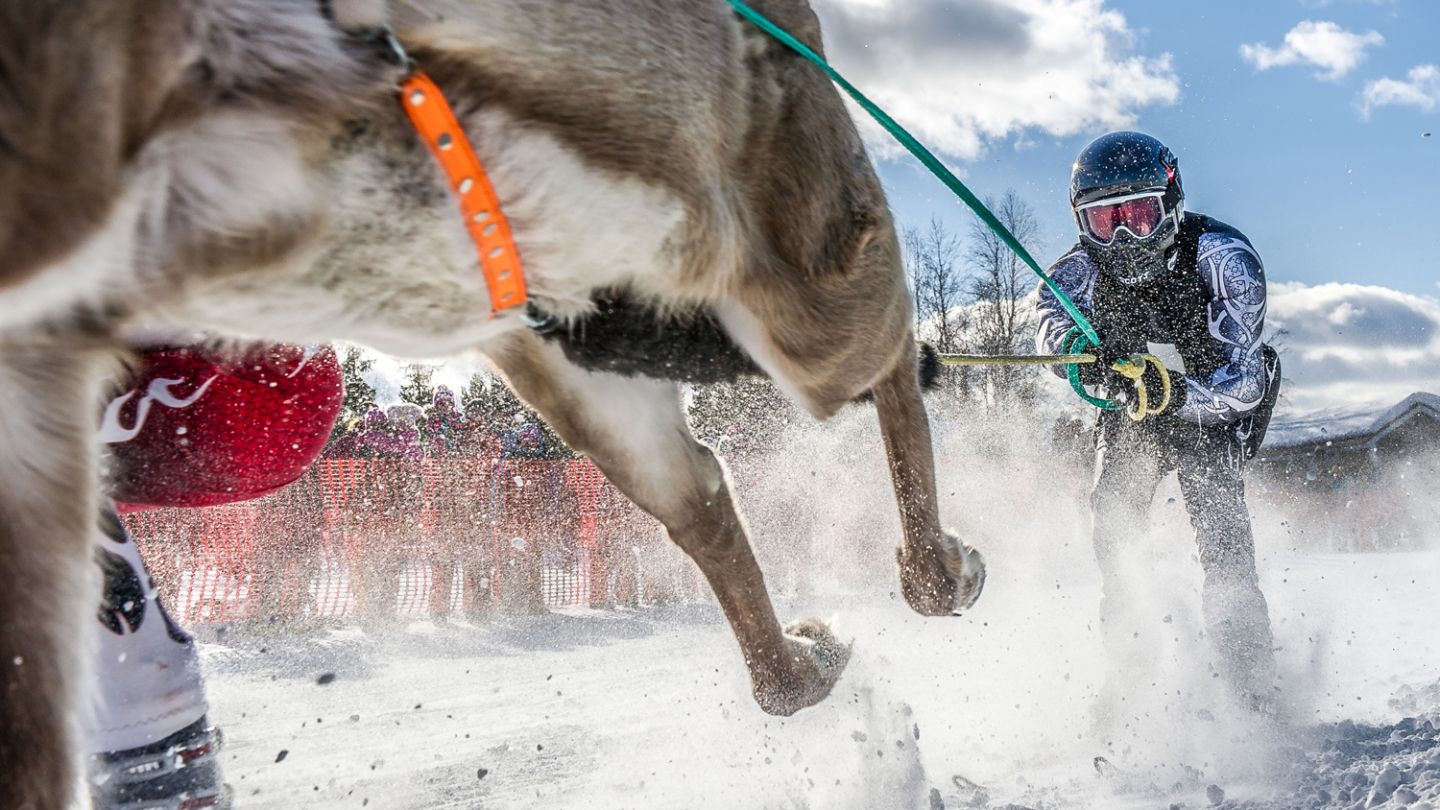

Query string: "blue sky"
[813, 0, 1437, 296]
[380, 1, 1440, 415]
[800, 0, 1440, 411]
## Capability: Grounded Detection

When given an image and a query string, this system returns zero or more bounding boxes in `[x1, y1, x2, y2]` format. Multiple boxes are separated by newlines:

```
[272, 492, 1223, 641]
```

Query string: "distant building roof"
[1263, 391, 1440, 452]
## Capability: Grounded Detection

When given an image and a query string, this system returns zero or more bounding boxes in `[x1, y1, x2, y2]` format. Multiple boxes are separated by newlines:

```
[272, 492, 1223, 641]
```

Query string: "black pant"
[1090, 404, 1276, 705]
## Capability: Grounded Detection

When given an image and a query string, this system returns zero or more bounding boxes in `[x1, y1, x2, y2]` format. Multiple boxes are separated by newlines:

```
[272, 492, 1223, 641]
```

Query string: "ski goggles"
[1075, 191, 1168, 245]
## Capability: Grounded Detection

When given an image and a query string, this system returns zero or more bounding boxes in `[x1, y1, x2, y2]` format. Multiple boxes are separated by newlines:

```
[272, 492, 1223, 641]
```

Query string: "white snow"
[193, 407, 1440, 809]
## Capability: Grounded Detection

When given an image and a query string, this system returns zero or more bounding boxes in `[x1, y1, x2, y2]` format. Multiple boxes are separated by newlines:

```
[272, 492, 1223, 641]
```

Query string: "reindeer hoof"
[752, 619, 851, 716]
[951, 542, 986, 612]
[898, 532, 986, 617]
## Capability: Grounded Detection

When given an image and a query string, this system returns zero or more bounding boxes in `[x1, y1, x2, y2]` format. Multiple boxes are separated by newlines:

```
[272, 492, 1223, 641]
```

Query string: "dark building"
[1253, 392, 1440, 551]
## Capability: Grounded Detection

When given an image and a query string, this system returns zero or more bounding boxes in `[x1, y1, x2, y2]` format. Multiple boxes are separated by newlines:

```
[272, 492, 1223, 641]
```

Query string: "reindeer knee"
[657, 445, 748, 564]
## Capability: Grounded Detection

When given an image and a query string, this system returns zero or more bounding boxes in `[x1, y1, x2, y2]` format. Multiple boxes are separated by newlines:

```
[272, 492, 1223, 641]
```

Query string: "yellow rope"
[936, 352, 1173, 422]
[1110, 354, 1172, 422]
[937, 353, 1096, 367]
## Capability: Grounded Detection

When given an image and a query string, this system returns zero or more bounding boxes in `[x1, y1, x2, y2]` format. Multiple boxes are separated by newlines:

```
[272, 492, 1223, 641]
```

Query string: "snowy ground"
[194, 408, 1440, 809]
[200, 545, 1440, 810]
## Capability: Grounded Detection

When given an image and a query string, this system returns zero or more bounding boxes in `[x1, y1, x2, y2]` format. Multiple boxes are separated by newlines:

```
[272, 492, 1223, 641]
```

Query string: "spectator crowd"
[324, 383, 579, 463]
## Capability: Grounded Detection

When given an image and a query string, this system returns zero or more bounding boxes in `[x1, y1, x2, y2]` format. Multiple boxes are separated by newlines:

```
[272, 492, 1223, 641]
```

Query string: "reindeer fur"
[0, 1, 985, 806]
[530, 293, 762, 384]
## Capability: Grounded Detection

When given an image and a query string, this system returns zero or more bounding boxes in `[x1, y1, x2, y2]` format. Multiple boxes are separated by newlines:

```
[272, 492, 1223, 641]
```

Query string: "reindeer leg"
[487, 333, 848, 715]
[872, 343, 986, 616]
[0, 345, 107, 810]
[716, 286, 985, 618]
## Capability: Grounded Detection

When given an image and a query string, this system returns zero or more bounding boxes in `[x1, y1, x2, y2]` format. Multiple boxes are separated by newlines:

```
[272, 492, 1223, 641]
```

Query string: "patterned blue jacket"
[1035, 214, 1272, 427]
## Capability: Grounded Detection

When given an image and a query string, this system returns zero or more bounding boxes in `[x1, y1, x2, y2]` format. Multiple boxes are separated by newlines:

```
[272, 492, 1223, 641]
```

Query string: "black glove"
[1145, 364, 1188, 415]
[1076, 346, 1125, 387]
[1109, 357, 1187, 415]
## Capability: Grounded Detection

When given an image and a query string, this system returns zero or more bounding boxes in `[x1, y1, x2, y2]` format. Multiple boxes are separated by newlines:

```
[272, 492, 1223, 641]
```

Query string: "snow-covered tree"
[398, 363, 437, 409]
[338, 346, 377, 424]
[460, 372, 493, 416]
[686, 377, 794, 457]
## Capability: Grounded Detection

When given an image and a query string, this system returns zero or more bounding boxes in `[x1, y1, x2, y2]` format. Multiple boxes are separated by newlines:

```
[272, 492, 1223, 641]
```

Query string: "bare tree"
[903, 215, 966, 354]
[966, 189, 1041, 407]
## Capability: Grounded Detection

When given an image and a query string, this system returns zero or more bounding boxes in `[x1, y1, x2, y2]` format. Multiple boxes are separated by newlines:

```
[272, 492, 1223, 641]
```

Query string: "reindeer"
[0, 1, 986, 805]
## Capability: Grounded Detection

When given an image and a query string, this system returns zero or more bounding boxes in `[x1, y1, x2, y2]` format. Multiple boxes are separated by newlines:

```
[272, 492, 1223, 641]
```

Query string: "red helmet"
[105, 344, 343, 510]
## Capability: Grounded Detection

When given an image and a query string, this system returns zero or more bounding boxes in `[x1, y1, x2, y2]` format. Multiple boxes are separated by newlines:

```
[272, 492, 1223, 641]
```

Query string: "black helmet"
[1070, 131, 1184, 285]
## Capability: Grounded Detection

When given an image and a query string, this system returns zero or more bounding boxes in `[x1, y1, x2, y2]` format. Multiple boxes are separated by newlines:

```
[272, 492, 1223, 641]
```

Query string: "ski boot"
[89, 716, 229, 810]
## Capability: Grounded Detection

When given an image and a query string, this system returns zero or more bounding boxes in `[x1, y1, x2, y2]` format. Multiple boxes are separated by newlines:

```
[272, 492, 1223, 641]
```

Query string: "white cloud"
[352, 280, 1440, 426]
[1361, 64, 1440, 117]
[1267, 282, 1440, 413]
[1301, 0, 1397, 7]
[1030, 281, 1439, 419]
[1239, 20, 1384, 81]
[809, 0, 1180, 161]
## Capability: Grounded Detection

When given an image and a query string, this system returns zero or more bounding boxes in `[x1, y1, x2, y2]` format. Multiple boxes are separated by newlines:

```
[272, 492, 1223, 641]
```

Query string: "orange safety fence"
[123, 459, 662, 626]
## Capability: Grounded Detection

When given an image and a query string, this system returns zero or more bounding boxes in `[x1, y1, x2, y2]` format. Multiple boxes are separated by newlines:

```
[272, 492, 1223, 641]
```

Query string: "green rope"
[1062, 326, 1122, 410]
[724, 0, 1100, 346]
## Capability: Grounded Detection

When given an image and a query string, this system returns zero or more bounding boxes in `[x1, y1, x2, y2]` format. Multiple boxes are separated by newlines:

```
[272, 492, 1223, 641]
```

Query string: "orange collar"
[399, 71, 527, 316]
